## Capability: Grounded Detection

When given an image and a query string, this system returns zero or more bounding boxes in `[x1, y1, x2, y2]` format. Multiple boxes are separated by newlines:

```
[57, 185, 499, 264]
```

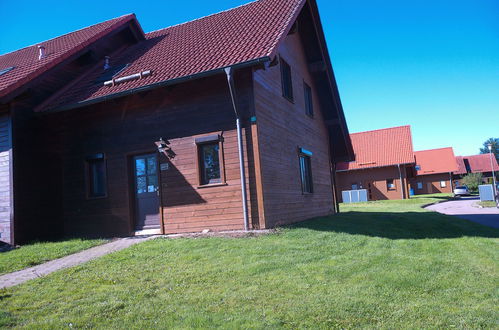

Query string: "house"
[454, 154, 499, 185]
[410, 147, 458, 195]
[0, 0, 353, 244]
[335, 126, 415, 201]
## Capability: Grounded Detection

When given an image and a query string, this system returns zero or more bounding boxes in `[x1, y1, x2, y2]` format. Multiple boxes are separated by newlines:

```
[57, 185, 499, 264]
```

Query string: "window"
[280, 58, 293, 101]
[196, 135, 224, 186]
[386, 179, 396, 190]
[417, 182, 423, 190]
[86, 154, 107, 198]
[304, 82, 314, 117]
[134, 155, 158, 194]
[0, 66, 15, 76]
[351, 183, 358, 190]
[299, 148, 313, 193]
[440, 181, 447, 188]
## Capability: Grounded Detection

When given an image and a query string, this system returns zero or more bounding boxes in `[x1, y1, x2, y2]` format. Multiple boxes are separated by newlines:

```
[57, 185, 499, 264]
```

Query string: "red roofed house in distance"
[0, 0, 354, 245]
[335, 126, 416, 201]
[454, 154, 499, 186]
[410, 148, 458, 195]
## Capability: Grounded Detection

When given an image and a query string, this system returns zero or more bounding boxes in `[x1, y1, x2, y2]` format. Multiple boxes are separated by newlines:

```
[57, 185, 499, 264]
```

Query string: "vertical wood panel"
[0, 114, 13, 244]
[253, 31, 335, 227]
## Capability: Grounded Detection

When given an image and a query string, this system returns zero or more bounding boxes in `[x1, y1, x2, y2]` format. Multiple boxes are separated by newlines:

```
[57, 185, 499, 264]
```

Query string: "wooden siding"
[52, 70, 259, 237]
[336, 165, 412, 201]
[0, 114, 13, 244]
[253, 31, 335, 228]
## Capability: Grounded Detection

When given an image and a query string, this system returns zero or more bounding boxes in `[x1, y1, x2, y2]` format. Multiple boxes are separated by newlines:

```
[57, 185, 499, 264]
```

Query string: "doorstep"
[134, 228, 162, 236]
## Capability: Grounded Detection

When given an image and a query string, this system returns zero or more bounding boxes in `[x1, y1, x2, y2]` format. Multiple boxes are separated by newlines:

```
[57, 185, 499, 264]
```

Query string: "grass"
[478, 201, 497, 208]
[1, 194, 498, 328]
[0, 238, 107, 275]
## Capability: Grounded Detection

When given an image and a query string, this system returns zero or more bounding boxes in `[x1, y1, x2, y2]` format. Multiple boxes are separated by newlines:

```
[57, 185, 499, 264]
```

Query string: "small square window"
[440, 181, 447, 188]
[299, 150, 313, 193]
[351, 183, 358, 190]
[304, 82, 314, 117]
[86, 154, 107, 198]
[280, 58, 293, 101]
[387, 179, 396, 190]
[417, 182, 423, 190]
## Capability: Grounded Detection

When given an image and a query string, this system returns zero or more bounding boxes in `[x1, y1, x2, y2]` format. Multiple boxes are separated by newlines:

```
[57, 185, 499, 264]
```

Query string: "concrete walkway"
[0, 236, 156, 289]
[426, 197, 499, 228]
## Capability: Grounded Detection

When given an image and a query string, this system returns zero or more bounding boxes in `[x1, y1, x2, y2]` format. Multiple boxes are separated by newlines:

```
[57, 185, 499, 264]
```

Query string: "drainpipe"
[449, 172, 453, 192]
[224, 67, 250, 231]
[397, 164, 404, 199]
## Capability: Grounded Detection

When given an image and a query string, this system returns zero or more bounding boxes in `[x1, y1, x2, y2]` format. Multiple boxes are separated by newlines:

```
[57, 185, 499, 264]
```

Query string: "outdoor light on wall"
[155, 138, 175, 159]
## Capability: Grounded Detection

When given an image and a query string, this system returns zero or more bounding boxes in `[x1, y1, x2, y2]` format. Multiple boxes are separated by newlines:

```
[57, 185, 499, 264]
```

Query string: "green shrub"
[461, 173, 483, 192]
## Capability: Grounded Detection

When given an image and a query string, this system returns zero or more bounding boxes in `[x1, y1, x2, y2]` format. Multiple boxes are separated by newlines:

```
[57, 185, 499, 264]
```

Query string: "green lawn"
[1, 195, 498, 328]
[478, 201, 497, 208]
[0, 238, 107, 275]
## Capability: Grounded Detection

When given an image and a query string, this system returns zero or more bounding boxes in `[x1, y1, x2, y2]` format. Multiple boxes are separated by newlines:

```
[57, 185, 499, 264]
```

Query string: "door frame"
[126, 149, 165, 235]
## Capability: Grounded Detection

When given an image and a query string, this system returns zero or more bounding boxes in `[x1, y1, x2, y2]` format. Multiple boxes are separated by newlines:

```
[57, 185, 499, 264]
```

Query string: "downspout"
[397, 164, 404, 199]
[449, 172, 453, 192]
[224, 67, 250, 231]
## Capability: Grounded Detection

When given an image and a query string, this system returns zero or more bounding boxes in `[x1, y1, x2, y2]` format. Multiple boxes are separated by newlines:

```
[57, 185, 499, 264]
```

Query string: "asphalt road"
[426, 197, 499, 229]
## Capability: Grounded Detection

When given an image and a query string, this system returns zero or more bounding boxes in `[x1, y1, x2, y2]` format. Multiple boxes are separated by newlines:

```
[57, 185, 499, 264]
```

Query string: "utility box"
[342, 189, 368, 203]
[478, 184, 494, 201]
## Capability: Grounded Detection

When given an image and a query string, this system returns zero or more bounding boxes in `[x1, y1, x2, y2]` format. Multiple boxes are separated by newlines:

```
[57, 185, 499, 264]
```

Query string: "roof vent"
[38, 45, 46, 60]
[104, 56, 111, 70]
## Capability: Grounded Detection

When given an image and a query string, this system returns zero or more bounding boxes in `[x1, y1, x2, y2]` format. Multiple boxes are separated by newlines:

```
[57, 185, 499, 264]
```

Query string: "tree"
[479, 138, 499, 163]
[461, 173, 483, 192]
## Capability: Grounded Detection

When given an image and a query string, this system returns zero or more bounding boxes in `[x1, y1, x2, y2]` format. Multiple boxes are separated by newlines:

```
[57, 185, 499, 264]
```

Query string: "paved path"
[426, 197, 499, 228]
[0, 236, 156, 289]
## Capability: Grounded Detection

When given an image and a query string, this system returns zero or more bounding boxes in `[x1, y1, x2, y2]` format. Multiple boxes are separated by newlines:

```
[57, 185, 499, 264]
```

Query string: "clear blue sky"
[1, 0, 497, 156]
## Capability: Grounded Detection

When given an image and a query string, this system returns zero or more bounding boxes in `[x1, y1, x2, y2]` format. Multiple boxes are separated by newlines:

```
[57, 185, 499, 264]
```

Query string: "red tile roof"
[459, 154, 499, 174]
[0, 15, 137, 100]
[38, 0, 305, 111]
[336, 125, 414, 171]
[414, 147, 458, 175]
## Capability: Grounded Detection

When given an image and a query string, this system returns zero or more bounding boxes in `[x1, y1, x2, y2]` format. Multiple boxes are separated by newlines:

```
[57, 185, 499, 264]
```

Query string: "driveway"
[426, 197, 499, 229]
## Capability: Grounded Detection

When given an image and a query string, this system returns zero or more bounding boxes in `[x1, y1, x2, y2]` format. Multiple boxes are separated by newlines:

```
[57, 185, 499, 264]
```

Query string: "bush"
[461, 173, 483, 192]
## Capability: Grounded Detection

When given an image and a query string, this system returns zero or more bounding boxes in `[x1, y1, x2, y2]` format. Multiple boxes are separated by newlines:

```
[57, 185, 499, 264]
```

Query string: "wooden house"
[335, 126, 415, 201]
[410, 147, 458, 194]
[0, 0, 353, 244]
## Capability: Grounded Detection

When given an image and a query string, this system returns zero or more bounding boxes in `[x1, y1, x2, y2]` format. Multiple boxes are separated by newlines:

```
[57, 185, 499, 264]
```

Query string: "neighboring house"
[454, 154, 499, 185]
[410, 147, 458, 195]
[336, 126, 415, 201]
[0, 0, 353, 244]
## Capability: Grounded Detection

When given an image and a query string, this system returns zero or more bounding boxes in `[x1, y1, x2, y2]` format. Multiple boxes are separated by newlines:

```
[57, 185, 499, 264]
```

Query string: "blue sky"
[1, 0, 497, 156]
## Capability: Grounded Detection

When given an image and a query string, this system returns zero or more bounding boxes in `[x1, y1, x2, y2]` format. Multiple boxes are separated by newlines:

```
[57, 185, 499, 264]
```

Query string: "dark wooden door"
[133, 153, 160, 230]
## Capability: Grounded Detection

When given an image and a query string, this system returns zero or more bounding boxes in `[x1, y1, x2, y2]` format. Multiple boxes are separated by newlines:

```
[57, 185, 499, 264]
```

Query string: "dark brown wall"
[0, 113, 13, 244]
[336, 166, 411, 201]
[411, 173, 453, 195]
[52, 69, 259, 237]
[253, 31, 335, 227]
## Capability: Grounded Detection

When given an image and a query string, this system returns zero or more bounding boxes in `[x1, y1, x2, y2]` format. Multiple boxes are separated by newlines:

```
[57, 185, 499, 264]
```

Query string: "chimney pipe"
[104, 56, 111, 70]
[38, 45, 46, 60]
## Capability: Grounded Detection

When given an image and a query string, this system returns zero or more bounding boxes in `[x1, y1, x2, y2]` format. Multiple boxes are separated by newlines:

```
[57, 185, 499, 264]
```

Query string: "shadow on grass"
[292, 211, 499, 239]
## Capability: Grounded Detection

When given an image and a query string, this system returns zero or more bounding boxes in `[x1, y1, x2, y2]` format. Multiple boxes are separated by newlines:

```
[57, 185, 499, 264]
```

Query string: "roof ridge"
[415, 147, 454, 152]
[0, 14, 135, 57]
[146, 0, 259, 35]
[350, 125, 411, 135]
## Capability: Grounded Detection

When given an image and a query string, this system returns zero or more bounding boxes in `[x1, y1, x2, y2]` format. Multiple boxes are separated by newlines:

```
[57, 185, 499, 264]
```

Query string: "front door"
[133, 153, 160, 231]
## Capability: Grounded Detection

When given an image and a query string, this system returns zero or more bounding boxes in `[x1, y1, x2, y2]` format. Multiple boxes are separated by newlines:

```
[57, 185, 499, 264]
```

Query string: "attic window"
[95, 64, 129, 84]
[0, 66, 15, 76]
